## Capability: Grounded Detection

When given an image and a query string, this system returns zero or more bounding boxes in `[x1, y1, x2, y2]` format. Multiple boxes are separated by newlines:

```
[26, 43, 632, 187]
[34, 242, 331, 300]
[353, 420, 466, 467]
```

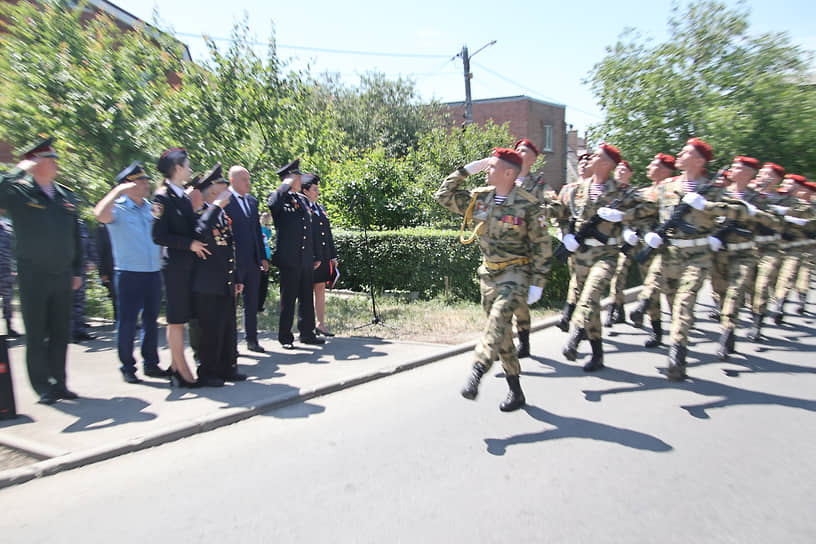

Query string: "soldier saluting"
[436, 147, 550, 412]
[0, 137, 82, 405]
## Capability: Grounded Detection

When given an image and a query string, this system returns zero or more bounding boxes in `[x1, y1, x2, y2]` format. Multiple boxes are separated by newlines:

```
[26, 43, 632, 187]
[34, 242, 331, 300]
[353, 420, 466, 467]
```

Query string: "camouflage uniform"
[435, 168, 551, 378]
[769, 199, 814, 322]
[553, 180, 586, 332]
[550, 179, 649, 369]
[628, 182, 665, 328]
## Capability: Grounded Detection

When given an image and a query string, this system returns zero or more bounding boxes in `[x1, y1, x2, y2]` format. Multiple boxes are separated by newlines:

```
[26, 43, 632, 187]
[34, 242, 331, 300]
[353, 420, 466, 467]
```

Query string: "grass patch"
[257, 290, 558, 345]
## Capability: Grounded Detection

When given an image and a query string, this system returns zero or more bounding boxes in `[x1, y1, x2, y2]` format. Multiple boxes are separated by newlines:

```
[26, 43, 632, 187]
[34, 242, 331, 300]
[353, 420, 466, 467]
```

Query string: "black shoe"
[629, 298, 650, 328]
[72, 331, 97, 342]
[667, 343, 688, 382]
[6, 328, 21, 338]
[716, 329, 733, 361]
[613, 304, 626, 324]
[54, 386, 79, 400]
[461, 363, 488, 400]
[796, 303, 806, 315]
[170, 370, 200, 389]
[197, 376, 225, 387]
[300, 336, 325, 345]
[122, 371, 142, 384]
[499, 375, 525, 412]
[562, 327, 585, 362]
[246, 342, 266, 353]
[37, 390, 58, 405]
[143, 366, 172, 378]
[603, 305, 616, 328]
[708, 309, 721, 321]
[281, 342, 295, 350]
[315, 328, 335, 337]
[747, 313, 764, 342]
[516, 330, 530, 359]
[222, 371, 247, 382]
[556, 303, 575, 333]
[644, 319, 663, 348]
[583, 339, 605, 372]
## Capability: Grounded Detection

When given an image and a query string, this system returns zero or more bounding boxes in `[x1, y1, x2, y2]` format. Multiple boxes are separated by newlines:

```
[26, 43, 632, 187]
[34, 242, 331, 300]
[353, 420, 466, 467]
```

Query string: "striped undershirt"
[588, 183, 604, 200]
[682, 179, 698, 194]
[494, 194, 507, 205]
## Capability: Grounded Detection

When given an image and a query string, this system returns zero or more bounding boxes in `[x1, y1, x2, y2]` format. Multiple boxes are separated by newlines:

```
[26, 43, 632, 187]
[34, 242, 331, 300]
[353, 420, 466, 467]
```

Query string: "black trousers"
[18, 267, 72, 395]
[237, 265, 261, 344]
[258, 269, 270, 312]
[277, 264, 315, 344]
[195, 293, 237, 380]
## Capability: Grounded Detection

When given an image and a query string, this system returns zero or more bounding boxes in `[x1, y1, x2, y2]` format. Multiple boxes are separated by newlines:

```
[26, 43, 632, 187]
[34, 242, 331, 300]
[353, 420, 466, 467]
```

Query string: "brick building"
[443, 95, 567, 189]
[0, 0, 190, 163]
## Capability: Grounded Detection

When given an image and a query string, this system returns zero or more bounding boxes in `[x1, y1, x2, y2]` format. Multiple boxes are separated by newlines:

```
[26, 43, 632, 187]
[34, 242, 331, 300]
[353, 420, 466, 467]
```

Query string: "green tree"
[586, 0, 816, 180]
[0, 0, 186, 203]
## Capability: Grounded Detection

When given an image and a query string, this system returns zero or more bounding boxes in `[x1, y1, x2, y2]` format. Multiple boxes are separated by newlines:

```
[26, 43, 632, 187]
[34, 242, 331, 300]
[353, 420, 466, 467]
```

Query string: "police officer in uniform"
[192, 163, 246, 386]
[436, 148, 551, 412]
[267, 159, 325, 349]
[0, 137, 82, 404]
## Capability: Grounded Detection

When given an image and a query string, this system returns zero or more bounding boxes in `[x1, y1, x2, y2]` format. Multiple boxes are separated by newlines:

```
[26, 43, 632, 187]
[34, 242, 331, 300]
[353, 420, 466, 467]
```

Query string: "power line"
[174, 31, 450, 59]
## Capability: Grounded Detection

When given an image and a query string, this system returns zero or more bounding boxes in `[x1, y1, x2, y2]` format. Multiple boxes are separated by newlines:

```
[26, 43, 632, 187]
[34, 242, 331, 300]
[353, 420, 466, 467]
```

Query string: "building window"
[541, 124, 553, 152]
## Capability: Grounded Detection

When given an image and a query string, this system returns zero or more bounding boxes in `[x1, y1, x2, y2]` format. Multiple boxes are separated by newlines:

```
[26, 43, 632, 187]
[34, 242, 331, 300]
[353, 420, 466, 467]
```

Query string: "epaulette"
[56, 182, 73, 193]
[516, 187, 538, 204]
[471, 186, 494, 194]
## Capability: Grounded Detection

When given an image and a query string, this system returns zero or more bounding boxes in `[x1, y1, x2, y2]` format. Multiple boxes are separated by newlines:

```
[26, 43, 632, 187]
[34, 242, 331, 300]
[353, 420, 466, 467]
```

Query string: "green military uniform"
[0, 164, 82, 401]
[549, 179, 649, 370]
[553, 180, 583, 332]
[770, 199, 815, 323]
[436, 165, 550, 409]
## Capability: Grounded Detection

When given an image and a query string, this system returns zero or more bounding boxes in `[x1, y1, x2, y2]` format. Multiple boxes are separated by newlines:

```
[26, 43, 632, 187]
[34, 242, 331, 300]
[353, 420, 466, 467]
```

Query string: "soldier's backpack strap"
[516, 187, 538, 204]
[460, 186, 493, 245]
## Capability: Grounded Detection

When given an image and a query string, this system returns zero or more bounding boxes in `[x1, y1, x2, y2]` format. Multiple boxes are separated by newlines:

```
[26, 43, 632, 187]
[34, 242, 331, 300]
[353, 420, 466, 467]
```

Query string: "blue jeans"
[115, 271, 162, 373]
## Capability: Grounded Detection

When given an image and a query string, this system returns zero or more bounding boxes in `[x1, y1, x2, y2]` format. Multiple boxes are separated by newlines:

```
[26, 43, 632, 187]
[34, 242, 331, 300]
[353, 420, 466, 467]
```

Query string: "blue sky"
[112, 0, 815, 135]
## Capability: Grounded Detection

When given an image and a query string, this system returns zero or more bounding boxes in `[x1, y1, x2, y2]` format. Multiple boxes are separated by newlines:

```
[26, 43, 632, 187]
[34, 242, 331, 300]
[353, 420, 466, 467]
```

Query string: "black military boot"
[772, 299, 785, 325]
[666, 343, 688, 382]
[562, 327, 586, 361]
[5, 319, 21, 338]
[583, 339, 605, 372]
[747, 313, 764, 342]
[708, 308, 721, 321]
[613, 304, 626, 324]
[796, 296, 806, 315]
[499, 375, 526, 412]
[629, 298, 650, 328]
[556, 303, 575, 332]
[644, 319, 663, 348]
[603, 305, 616, 327]
[516, 330, 530, 359]
[716, 328, 734, 361]
[461, 363, 488, 400]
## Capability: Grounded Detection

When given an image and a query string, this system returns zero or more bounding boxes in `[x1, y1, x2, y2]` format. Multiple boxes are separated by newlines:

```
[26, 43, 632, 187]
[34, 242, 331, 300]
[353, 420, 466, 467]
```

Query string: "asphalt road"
[1, 301, 814, 543]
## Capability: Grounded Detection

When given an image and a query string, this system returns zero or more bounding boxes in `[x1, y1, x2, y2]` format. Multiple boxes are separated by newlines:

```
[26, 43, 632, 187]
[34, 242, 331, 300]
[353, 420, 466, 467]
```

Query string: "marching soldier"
[605, 159, 634, 328]
[0, 137, 83, 404]
[435, 147, 550, 412]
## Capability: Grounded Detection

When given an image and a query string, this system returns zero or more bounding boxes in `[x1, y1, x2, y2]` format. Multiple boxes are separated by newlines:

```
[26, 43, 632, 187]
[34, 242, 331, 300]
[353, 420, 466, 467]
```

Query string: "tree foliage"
[586, 0, 816, 179]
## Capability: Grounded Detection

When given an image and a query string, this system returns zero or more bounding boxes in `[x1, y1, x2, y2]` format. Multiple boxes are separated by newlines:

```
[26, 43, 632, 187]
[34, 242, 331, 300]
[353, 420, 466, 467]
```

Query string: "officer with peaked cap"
[266, 159, 324, 349]
[0, 136, 83, 404]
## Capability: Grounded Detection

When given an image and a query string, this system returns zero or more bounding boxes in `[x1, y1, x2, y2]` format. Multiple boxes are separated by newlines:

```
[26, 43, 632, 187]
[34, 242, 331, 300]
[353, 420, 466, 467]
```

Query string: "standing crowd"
[0, 137, 337, 404]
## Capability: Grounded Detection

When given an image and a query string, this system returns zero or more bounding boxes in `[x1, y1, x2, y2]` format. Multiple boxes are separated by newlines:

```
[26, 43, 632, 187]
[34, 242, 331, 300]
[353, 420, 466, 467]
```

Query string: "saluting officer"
[267, 159, 325, 349]
[192, 163, 246, 386]
[0, 137, 82, 404]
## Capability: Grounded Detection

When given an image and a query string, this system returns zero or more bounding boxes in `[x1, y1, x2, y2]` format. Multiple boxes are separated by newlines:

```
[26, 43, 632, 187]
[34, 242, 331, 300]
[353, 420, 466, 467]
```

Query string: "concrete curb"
[0, 286, 642, 490]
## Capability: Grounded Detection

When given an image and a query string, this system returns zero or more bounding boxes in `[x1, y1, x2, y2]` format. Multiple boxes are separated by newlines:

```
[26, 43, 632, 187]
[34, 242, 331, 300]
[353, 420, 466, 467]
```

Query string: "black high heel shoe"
[170, 370, 200, 389]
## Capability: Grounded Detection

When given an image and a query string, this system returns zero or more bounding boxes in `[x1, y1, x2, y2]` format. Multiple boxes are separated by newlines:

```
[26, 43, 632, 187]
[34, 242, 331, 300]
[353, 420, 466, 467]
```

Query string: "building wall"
[444, 96, 567, 190]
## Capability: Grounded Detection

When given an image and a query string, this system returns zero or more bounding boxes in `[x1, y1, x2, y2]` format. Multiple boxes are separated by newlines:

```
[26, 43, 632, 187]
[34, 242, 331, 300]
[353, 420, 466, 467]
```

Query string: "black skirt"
[313, 259, 331, 284]
[162, 263, 194, 324]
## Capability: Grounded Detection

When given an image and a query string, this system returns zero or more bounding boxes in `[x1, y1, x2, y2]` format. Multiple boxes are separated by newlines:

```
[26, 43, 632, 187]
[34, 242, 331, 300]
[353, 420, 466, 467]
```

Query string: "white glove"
[682, 192, 707, 211]
[563, 233, 579, 252]
[622, 228, 639, 246]
[527, 285, 543, 305]
[644, 232, 663, 249]
[744, 202, 758, 216]
[597, 207, 624, 222]
[463, 158, 490, 175]
[784, 215, 807, 226]
[769, 205, 790, 215]
[707, 236, 723, 252]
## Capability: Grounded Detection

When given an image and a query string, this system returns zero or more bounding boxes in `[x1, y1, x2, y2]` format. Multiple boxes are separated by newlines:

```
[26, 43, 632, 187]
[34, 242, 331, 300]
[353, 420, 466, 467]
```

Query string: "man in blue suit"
[225, 165, 268, 353]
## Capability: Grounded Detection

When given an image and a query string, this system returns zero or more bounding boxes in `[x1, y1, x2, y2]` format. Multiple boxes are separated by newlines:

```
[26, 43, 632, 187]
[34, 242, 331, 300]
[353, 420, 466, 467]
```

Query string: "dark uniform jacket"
[151, 182, 197, 270]
[192, 205, 238, 297]
[310, 203, 337, 263]
[267, 189, 320, 269]
[225, 193, 265, 273]
[0, 168, 82, 275]
[95, 223, 114, 280]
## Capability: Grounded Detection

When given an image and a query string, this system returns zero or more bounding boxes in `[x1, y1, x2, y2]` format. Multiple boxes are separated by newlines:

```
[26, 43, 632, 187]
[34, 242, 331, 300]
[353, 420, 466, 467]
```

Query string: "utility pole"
[453, 40, 496, 126]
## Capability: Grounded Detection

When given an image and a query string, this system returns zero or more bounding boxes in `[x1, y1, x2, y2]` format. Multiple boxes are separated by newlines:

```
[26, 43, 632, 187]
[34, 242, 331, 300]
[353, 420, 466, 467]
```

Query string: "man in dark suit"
[267, 159, 324, 349]
[226, 165, 268, 353]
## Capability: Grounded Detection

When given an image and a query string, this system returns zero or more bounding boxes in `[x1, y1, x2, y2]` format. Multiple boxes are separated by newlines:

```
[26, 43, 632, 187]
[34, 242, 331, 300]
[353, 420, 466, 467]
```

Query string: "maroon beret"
[599, 143, 621, 165]
[763, 162, 785, 178]
[785, 173, 807, 186]
[619, 160, 632, 172]
[492, 147, 523, 167]
[687, 138, 713, 162]
[805, 181, 816, 192]
[654, 153, 676, 170]
[734, 156, 760, 170]
[513, 138, 539, 156]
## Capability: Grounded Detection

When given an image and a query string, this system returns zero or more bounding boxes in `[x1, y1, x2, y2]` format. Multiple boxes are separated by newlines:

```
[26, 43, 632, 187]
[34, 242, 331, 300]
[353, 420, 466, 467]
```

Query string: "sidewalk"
[0, 287, 642, 488]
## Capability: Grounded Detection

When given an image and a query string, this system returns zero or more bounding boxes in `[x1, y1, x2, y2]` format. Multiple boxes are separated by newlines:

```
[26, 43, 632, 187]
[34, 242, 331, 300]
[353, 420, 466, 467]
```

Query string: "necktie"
[312, 203, 320, 216]
[238, 195, 250, 216]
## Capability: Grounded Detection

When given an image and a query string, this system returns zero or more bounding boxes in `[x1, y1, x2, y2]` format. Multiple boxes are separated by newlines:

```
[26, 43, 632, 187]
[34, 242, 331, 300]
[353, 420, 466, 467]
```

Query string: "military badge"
[151, 202, 164, 219]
